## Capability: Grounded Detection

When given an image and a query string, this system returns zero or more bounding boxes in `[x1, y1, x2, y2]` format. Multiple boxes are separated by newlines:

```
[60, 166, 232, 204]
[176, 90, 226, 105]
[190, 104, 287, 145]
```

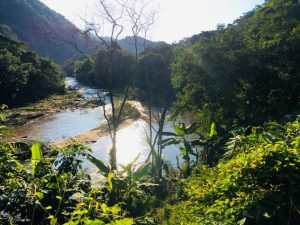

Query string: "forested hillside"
[172, 0, 300, 129]
[0, 0, 99, 64]
[0, 34, 65, 105]
[0, 0, 159, 64]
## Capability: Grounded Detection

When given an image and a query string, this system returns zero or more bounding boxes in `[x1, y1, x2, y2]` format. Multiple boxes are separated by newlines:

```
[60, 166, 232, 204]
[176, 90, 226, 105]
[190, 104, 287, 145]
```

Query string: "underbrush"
[1, 99, 299, 224]
[155, 117, 300, 225]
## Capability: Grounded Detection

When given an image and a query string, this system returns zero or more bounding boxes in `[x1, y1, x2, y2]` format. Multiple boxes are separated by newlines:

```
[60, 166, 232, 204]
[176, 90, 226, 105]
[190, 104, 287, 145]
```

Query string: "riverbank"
[50, 100, 148, 148]
[50, 118, 136, 148]
[5, 91, 98, 127]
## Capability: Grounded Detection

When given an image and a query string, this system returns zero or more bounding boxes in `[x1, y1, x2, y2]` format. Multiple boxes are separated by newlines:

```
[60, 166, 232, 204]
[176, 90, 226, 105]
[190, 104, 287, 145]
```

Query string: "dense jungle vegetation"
[0, 34, 65, 105]
[0, 0, 300, 224]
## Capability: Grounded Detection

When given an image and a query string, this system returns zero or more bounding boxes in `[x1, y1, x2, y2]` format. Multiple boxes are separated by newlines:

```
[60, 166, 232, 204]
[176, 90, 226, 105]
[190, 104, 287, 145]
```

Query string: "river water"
[15, 77, 180, 172]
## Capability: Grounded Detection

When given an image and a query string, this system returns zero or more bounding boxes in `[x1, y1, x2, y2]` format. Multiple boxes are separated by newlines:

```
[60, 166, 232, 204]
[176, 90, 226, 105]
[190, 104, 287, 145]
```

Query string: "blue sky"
[40, 0, 265, 43]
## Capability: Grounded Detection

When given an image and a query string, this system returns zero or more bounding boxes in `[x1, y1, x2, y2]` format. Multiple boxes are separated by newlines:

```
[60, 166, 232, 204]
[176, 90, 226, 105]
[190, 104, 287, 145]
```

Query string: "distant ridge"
[0, 0, 159, 64]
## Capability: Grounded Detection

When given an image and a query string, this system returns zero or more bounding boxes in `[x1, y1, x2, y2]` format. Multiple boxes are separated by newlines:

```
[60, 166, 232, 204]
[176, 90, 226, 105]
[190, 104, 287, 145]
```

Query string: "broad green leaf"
[111, 204, 121, 214]
[180, 147, 187, 156]
[133, 162, 151, 180]
[106, 171, 114, 192]
[35, 192, 44, 199]
[161, 138, 181, 148]
[31, 143, 42, 176]
[173, 124, 185, 136]
[161, 131, 178, 136]
[115, 218, 134, 225]
[63, 220, 79, 225]
[86, 219, 105, 225]
[31, 143, 42, 160]
[101, 203, 108, 213]
[0, 114, 5, 122]
[209, 122, 217, 138]
[50, 217, 57, 225]
[87, 154, 110, 174]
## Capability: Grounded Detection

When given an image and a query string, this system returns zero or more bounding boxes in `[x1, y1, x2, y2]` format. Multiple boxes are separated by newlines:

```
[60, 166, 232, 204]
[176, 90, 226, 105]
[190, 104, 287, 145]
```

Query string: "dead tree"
[42, 0, 157, 170]
[84, 0, 125, 170]
[83, 0, 156, 170]
[123, 0, 157, 61]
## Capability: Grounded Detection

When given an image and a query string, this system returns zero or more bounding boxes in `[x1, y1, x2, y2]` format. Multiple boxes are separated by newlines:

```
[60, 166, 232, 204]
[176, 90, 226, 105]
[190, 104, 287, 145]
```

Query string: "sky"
[40, 0, 265, 43]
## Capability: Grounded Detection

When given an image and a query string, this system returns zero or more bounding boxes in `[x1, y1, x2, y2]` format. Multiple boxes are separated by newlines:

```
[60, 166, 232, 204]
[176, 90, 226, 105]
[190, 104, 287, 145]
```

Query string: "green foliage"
[87, 154, 111, 174]
[136, 43, 175, 108]
[0, 138, 160, 225]
[161, 122, 202, 177]
[116, 102, 141, 122]
[0, 34, 65, 106]
[209, 122, 217, 138]
[162, 121, 225, 174]
[31, 142, 42, 176]
[0, 103, 9, 136]
[171, 0, 300, 129]
[75, 48, 135, 90]
[0, 142, 146, 224]
[155, 116, 300, 225]
[87, 154, 158, 222]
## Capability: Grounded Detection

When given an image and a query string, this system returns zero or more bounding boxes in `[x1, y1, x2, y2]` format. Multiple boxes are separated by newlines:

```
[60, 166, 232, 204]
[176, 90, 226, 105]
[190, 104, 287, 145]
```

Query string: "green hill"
[0, 0, 97, 64]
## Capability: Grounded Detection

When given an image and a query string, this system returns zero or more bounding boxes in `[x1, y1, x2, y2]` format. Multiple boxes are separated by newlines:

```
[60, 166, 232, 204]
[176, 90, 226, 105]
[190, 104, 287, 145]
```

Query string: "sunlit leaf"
[35, 192, 44, 199]
[115, 218, 134, 225]
[111, 204, 121, 214]
[106, 171, 114, 192]
[31, 143, 42, 176]
[173, 124, 185, 136]
[209, 122, 217, 138]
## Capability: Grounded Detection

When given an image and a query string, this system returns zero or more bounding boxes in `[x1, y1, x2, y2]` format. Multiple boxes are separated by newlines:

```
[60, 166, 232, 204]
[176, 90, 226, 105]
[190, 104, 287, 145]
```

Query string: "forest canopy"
[172, 0, 300, 129]
[0, 34, 65, 105]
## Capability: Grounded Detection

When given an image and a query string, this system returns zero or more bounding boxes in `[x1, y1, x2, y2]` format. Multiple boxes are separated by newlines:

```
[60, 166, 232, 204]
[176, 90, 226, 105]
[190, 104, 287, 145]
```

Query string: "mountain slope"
[0, 0, 97, 64]
[0, 0, 160, 64]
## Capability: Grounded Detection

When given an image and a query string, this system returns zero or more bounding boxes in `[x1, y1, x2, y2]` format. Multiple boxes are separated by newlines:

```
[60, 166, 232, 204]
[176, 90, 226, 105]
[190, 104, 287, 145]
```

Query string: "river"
[15, 77, 181, 173]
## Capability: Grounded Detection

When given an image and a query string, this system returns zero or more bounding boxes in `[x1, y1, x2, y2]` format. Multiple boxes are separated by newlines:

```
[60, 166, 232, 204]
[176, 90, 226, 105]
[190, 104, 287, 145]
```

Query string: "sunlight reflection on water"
[17, 77, 181, 176]
[13, 107, 105, 142]
[87, 120, 181, 174]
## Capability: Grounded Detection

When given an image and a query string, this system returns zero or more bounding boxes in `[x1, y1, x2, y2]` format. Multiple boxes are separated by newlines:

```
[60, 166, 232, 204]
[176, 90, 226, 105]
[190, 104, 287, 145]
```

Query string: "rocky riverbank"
[5, 91, 98, 127]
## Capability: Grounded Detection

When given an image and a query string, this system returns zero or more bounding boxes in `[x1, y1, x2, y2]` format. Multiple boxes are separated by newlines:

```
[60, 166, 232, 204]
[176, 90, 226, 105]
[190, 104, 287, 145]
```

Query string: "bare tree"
[82, 0, 156, 170]
[42, 0, 157, 170]
[83, 0, 126, 170]
[123, 0, 157, 61]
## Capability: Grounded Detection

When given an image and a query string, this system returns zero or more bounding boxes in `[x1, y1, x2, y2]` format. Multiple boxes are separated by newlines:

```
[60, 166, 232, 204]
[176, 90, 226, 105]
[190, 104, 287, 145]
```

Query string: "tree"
[136, 43, 175, 178]
[77, 0, 157, 170]
[0, 34, 65, 106]
[171, 0, 300, 130]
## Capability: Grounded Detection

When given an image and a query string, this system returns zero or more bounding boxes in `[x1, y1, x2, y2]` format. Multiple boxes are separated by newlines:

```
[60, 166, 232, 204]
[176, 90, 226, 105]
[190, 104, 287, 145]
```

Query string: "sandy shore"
[50, 118, 136, 148]
[5, 92, 97, 127]
[50, 100, 149, 148]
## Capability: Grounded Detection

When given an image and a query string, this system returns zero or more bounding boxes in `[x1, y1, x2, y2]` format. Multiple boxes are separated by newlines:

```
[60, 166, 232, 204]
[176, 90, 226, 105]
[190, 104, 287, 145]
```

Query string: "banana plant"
[160, 122, 203, 177]
[31, 143, 42, 176]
